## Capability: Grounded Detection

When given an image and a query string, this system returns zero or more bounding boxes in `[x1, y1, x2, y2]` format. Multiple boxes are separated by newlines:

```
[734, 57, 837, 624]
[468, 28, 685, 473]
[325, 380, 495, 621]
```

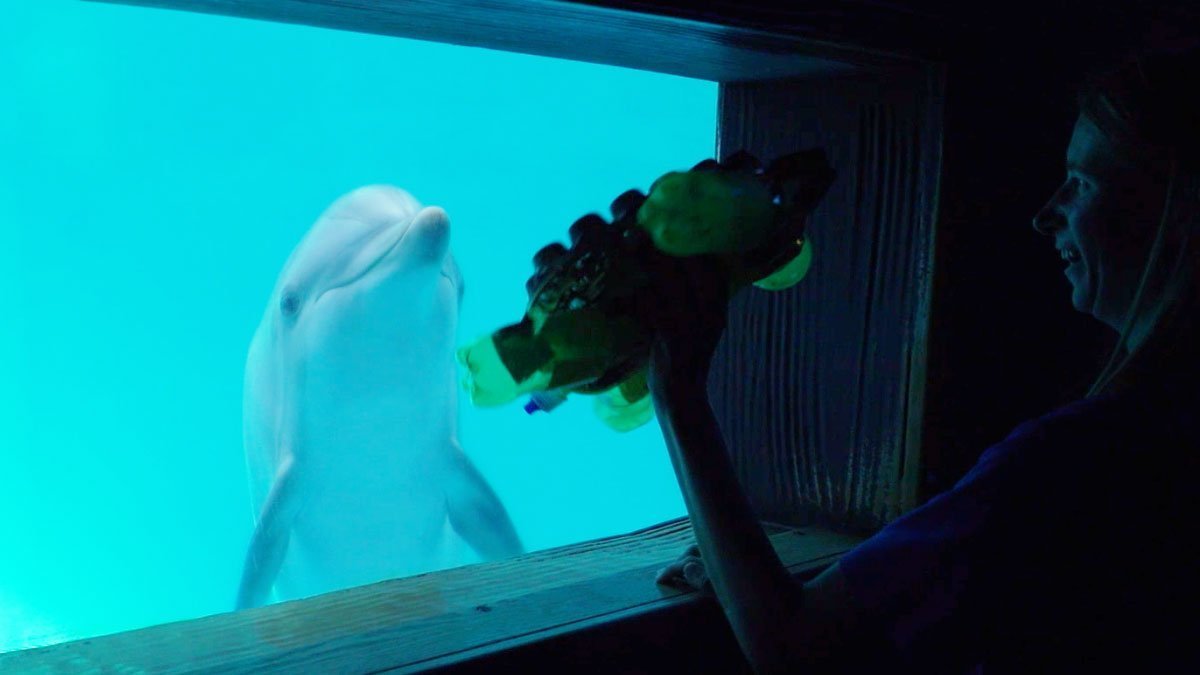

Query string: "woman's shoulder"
[978, 386, 1200, 476]
[1033, 384, 1199, 436]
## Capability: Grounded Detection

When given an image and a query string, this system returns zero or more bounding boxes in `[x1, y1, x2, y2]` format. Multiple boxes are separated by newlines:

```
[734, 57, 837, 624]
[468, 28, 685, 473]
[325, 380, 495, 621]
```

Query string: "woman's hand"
[642, 249, 732, 397]
[527, 181, 734, 397]
[634, 155, 746, 396]
[655, 543, 714, 594]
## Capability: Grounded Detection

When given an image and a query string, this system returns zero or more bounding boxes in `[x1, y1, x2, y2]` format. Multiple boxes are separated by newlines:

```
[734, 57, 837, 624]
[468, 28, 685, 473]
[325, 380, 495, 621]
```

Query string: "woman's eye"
[1062, 175, 1087, 197]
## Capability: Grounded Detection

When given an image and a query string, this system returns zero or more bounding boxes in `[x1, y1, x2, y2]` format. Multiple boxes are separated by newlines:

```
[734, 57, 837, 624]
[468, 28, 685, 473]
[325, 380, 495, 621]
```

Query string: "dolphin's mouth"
[440, 269, 463, 303]
[317, 221, 416, 302]
[439, 253, 463, 299]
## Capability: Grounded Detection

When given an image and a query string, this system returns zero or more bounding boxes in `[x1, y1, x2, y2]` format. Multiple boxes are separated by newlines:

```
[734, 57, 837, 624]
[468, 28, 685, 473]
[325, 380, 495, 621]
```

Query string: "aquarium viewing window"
[1, 1, 938, 671]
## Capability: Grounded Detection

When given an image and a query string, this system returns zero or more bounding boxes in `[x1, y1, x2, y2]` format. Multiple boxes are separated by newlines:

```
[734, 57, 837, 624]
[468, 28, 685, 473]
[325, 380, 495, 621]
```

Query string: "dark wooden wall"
[710, 67, 943, 532]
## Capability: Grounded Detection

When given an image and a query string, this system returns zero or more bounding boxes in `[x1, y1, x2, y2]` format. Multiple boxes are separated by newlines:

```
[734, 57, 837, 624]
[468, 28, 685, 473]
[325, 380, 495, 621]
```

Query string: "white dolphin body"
[236, 185, 523, 609]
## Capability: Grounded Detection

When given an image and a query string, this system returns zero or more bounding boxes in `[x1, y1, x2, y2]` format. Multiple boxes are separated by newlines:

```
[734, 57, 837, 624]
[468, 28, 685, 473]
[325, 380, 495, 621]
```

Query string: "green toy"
[455, 149, 836, 431]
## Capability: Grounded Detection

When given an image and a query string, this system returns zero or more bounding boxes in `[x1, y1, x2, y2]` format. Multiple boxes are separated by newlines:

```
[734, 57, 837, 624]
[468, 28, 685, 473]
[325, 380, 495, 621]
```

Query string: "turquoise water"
[0, 0, 715, 652]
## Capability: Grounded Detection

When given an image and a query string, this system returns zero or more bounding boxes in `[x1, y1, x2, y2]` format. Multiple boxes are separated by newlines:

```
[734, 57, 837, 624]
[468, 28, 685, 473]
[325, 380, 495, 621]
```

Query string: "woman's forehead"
[1069, 112, 1162, 178]
[1067, 114, 1124, 175]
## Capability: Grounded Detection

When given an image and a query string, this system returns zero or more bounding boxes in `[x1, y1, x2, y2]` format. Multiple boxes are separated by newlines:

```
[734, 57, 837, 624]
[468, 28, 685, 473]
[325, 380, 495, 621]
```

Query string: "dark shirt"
[838, 387, 1200, 673]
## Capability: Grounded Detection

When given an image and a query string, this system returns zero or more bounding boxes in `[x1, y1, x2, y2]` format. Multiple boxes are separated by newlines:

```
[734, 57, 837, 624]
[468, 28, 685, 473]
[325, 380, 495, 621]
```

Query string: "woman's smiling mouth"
[1059, 246, 1082, 264]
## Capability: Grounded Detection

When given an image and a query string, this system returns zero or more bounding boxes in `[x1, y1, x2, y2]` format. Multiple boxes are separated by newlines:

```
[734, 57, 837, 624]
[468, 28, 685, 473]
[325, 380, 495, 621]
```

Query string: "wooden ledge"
[1, 518, 864, 673]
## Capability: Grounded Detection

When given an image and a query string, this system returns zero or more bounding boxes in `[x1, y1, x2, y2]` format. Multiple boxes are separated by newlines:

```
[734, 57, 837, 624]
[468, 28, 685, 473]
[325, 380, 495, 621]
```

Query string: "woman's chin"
[1069, 287, 1093, 317]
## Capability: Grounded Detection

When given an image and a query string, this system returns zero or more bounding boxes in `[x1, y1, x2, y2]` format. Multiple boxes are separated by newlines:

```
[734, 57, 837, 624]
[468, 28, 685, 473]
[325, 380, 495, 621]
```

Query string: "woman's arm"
[649, 345, 863, 673]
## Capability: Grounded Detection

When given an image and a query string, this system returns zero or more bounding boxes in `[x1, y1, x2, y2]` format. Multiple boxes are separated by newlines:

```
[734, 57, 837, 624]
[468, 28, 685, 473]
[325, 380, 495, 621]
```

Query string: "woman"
[648, 48, 1200, 673]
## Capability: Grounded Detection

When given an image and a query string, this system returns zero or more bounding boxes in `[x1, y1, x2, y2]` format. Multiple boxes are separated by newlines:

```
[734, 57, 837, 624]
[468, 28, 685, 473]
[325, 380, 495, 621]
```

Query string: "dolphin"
[236, 185, 523, 610]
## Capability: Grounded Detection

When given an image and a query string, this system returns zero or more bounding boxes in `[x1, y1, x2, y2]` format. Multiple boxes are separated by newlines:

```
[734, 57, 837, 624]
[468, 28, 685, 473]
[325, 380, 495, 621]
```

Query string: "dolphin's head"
[267, 185, 463, 355]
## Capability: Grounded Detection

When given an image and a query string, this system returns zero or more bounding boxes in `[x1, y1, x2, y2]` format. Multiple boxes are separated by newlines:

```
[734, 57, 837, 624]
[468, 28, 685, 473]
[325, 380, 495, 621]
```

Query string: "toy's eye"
[280, 292, 301, 317]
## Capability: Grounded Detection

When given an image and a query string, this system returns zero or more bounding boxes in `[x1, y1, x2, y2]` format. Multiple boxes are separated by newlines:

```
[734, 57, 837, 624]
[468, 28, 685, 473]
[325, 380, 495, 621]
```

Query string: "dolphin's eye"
[280, 292, 301, 317]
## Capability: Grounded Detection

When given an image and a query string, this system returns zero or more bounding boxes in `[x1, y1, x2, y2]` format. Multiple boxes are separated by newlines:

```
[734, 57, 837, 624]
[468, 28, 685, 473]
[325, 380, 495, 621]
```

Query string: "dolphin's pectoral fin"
[236, 456, 303, 611]
[444, 442, 524, 561]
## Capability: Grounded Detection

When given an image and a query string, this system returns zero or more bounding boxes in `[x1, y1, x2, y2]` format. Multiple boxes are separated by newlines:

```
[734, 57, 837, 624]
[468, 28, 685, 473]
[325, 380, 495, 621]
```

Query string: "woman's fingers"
[645, 253, 730, 338]
[655, 544, 711, 592]
[656, 556, 701, 586]
[682, 560, 709, 590]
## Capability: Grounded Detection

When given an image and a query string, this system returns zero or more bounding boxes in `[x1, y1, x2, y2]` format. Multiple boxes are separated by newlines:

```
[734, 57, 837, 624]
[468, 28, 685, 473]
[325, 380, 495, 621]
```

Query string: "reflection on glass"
[0, 0, 715, 652]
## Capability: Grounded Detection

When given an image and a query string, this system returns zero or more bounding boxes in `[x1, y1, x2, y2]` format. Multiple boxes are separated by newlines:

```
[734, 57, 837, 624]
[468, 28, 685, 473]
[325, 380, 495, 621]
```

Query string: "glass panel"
[0, 0, 715, 651]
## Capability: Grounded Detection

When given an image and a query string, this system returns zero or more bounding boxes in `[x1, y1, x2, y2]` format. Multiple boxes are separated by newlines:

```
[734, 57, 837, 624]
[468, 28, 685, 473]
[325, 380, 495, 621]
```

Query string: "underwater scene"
[0, 0, 716, 652]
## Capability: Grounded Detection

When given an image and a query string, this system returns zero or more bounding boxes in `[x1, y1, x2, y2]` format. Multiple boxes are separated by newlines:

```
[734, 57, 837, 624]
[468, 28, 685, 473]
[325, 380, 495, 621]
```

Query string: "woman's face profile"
[1032, 113, 1168, 332]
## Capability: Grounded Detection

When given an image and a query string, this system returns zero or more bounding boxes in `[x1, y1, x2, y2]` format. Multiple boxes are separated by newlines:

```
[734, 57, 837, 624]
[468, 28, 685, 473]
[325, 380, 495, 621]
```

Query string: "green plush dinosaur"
[456, 149, 835, 431]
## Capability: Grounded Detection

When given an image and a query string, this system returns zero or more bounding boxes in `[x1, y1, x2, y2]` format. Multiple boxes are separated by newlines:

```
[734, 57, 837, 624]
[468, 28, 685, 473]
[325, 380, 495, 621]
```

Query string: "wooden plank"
[81, 0, 904, 82]
[0, 518, 863, 673]
[897, 64, 947, 515]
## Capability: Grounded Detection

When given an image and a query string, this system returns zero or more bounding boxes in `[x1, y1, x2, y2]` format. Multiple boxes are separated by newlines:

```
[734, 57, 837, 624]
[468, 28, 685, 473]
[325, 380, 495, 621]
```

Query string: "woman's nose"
[1032, 193, 1065, 236]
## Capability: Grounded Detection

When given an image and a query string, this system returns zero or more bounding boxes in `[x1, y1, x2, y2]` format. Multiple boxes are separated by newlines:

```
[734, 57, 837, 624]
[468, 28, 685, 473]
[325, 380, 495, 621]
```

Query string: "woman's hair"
[1079, 47, 1200, 397]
